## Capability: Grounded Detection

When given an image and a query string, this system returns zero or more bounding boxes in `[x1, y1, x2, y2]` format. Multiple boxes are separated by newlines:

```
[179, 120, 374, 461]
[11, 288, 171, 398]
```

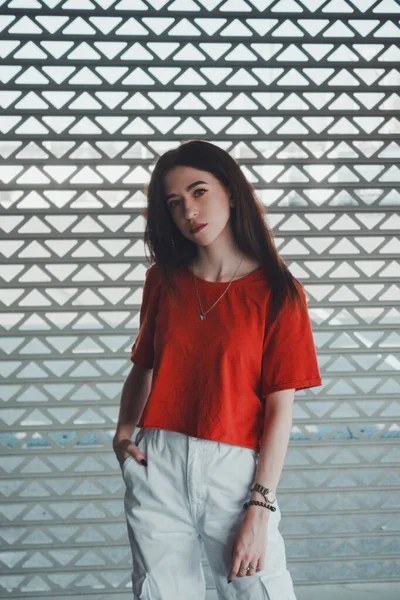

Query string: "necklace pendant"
[200, 313, 206, 320]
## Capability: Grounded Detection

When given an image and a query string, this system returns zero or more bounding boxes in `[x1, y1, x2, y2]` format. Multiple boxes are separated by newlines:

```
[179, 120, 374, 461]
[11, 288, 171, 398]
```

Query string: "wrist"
[246, 502, 270, 522]
[113, 427, 136, 448]
[245, 491, 273, 519]
[250, 490, 267, 503]
[113, 437, 133, 454]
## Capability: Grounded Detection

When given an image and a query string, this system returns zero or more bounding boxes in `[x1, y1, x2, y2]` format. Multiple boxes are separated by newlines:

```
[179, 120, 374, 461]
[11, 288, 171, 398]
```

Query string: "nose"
[181, 196, 198, 221]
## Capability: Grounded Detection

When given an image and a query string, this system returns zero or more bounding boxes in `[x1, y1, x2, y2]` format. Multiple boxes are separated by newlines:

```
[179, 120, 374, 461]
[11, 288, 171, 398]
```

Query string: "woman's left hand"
[227, 508, 269, 582]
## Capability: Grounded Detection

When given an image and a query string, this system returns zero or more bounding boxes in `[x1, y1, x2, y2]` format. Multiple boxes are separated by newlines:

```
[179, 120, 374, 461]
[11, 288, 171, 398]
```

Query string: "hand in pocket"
[114, 438, 147, 468]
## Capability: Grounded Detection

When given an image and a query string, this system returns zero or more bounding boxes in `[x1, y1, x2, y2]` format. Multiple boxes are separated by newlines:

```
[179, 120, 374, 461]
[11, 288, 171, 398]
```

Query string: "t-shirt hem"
[263, 376, 322, 396]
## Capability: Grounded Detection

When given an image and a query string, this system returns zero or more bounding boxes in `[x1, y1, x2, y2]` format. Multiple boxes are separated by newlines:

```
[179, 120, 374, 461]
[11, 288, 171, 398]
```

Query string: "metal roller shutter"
[0, 0, 399, 597]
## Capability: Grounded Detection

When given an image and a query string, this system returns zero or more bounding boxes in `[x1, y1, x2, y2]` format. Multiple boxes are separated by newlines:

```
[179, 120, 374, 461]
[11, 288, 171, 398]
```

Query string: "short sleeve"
[261, 283, 322, 397]
[130, 264, 160, 369]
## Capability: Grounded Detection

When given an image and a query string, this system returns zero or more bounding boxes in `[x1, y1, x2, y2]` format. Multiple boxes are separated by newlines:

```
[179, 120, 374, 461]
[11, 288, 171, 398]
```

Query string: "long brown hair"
[143, 138, 306, 322]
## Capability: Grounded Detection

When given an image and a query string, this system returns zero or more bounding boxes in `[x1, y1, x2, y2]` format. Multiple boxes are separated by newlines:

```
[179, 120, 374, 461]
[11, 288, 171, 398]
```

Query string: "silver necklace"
[192, 255, 244, 321]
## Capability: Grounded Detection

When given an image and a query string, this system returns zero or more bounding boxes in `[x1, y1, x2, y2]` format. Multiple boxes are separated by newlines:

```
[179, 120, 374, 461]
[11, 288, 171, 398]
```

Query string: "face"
[164, 166, 233, 246]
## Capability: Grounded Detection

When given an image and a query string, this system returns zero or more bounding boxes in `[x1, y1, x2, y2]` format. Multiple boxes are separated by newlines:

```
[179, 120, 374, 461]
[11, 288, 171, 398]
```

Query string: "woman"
[113, 139, 322, 600]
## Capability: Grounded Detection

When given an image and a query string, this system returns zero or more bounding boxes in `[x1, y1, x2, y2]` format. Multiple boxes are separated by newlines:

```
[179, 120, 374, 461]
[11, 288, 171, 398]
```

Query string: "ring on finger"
[240, 564, 257, 572]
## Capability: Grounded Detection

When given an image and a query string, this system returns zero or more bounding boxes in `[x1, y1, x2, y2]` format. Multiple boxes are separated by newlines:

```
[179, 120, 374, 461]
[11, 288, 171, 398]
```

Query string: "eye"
[168, 188, 206, 209]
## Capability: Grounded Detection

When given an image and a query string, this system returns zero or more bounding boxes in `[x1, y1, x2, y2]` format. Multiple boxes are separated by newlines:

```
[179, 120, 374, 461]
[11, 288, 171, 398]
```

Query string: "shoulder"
[294, 278, 308, 305]
[292, 277, 306, 298]
[143, 263, 163, 295]
[145, 262, 161, 280]
[270, 277, 308, 320]
[284, 279, 309, 318]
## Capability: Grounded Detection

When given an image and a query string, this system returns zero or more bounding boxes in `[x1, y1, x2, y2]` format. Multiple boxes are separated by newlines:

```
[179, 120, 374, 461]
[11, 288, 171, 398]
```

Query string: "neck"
[191, 253, 245, 282]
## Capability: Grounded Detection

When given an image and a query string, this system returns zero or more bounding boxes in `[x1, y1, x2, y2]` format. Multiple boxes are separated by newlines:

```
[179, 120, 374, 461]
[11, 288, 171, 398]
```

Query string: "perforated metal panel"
[0, 0, 399, 597]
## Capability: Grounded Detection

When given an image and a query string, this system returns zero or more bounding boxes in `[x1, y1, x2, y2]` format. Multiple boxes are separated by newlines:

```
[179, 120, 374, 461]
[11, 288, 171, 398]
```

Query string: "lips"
[190, 224, 207, 233]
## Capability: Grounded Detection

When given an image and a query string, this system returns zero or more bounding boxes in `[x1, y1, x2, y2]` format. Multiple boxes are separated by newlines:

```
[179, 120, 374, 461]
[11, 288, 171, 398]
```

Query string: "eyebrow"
[165, 180, 208, 202]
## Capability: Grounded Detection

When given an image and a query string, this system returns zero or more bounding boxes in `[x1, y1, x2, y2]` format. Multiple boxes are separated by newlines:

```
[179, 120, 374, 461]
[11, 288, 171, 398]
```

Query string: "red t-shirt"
[130, 263, 322, 452]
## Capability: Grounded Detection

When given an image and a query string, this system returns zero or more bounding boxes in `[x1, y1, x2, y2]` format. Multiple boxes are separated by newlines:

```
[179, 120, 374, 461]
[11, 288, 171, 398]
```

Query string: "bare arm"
[247, 388, 295, 523]
[112, 363, 153, 454]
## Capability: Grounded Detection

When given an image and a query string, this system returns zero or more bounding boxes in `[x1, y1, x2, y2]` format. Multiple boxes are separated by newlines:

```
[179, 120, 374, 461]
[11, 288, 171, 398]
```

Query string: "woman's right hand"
[113, 438, 148, 467]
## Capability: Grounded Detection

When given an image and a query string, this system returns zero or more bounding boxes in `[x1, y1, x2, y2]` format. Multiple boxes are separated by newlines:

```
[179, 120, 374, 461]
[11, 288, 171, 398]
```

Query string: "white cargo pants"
[122, 427, 297, 600]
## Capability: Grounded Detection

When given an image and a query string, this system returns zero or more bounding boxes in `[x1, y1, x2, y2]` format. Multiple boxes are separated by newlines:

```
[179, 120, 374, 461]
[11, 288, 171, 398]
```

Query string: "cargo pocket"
[259, 569, 297, 600]
[121, 428, 147, 478]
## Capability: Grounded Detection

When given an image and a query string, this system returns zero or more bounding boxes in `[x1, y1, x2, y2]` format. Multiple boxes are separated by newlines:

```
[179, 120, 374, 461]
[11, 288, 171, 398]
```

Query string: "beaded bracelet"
[243, 499, 276, 512]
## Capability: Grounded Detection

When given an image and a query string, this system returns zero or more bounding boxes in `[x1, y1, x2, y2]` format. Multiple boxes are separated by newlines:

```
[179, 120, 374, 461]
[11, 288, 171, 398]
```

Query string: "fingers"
[130, 443, 147, 466]
[228, 553, 262, 582]
[227, 553, 242, 582]
[228, 555, 257, 582]
[115, 440, 147, 467]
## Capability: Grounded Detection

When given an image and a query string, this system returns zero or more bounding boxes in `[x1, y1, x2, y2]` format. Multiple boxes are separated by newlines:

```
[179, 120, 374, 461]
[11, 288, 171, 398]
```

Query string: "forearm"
[248, 395, 294, 521]
[113, 366, 152, 448]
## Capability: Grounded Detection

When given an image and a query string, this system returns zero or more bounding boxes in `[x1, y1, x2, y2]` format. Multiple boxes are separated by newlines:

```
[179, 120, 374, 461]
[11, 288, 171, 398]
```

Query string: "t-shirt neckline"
[183, 263, 264, 287]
